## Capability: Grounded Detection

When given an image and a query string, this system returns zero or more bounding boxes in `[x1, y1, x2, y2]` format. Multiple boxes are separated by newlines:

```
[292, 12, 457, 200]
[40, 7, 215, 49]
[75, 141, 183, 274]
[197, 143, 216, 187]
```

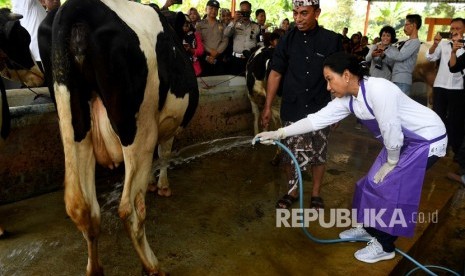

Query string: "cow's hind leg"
[157, 137, 174, 197]
[56, 85, 103, 275]
[119, 144, 163, 275]
[249, 96, 261, 135]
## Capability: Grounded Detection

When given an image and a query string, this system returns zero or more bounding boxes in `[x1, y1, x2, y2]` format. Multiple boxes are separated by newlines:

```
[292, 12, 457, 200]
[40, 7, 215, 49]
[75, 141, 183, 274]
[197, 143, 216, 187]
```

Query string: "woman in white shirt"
[253, 51, 447, 264]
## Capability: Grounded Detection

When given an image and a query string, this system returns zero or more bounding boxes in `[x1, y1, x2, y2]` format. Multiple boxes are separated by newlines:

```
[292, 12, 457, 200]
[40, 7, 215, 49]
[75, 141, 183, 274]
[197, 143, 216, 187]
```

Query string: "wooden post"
[231, 0, 236, 17]
[425, 17, 452, 41]
[364, 0, 371, 36]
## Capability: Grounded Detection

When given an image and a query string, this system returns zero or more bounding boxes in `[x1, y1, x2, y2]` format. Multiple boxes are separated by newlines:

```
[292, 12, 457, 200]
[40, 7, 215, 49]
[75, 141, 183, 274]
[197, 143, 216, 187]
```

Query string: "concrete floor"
[0, 117, 463, 276]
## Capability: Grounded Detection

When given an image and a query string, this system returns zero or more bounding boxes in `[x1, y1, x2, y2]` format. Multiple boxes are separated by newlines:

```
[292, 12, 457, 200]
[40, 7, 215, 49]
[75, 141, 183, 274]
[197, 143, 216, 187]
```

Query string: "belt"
[232, 52, 245, 58]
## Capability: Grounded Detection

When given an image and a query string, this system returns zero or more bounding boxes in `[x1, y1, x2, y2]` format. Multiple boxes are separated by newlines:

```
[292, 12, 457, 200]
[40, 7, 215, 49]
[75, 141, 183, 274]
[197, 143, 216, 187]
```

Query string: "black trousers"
[432, 87, 465, 154]
[229, 56, 247, 76]
[363, 155, 440, 253]
[199, 54, 225, 77]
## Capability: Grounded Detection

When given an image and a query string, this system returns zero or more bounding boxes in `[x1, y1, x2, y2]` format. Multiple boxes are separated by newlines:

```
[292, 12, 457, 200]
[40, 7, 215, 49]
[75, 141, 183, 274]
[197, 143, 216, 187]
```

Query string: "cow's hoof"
[157, 187, 172, 197]
[87, 266, 104, 276]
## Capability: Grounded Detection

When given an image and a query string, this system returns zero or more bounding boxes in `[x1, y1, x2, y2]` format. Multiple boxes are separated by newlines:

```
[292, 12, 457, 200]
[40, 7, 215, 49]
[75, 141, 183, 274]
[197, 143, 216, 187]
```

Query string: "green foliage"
[332, 0, 355, 35]
[0, 0, 12, 9]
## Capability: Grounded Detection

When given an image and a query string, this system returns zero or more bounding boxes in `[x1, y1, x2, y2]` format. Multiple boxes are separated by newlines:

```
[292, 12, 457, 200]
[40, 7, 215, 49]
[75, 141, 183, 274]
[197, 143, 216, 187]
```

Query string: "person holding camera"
[365, 25, 399, 80]
[445, 19, 465, 186]
[224, 1, 261, 76]
[426, 18, 465, 161]
[384, 14, 422, 96]
[196, 0, 229, 76]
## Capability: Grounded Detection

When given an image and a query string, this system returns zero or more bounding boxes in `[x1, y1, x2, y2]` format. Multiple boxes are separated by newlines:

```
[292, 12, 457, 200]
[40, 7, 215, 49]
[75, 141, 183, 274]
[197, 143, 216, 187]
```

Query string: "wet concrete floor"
[0, 117, 464, 275]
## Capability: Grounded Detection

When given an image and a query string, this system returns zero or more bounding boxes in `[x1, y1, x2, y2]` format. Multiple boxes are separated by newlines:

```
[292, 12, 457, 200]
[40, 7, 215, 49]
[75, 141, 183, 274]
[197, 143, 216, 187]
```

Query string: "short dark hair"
[451, 17, 465, 26]
[406, 14, 422, 29]
[240, 1, 252, 10]
[324, 51, 369, 80]
[378, 25, 398, 43]
[255, 9, 265, 17]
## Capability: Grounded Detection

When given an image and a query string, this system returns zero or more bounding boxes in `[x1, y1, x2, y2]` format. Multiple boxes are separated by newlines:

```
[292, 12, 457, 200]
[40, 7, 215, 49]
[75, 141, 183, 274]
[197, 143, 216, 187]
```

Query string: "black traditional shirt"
[271, 23, 342, 121]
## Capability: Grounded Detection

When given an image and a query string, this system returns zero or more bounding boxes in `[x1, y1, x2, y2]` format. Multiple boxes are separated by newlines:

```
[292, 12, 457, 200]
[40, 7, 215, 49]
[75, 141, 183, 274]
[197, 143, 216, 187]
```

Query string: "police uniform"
[196, 0, 229, 76]
[224, 19, 261, 75]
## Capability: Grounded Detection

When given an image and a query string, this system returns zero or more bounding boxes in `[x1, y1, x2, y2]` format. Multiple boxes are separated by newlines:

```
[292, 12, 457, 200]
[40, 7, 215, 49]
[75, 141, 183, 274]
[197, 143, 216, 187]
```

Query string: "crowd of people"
[3, 0, 465, 269]
[163, 0, 290, 77]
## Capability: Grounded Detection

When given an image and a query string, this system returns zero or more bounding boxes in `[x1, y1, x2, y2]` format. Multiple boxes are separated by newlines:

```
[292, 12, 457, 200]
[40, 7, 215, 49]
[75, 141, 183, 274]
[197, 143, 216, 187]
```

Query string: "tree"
[0, 0, 12, 8]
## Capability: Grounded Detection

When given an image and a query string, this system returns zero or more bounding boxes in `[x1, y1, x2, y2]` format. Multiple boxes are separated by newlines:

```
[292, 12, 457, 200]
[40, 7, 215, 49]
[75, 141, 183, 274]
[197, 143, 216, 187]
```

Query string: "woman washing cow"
[253, 52, 447, 263]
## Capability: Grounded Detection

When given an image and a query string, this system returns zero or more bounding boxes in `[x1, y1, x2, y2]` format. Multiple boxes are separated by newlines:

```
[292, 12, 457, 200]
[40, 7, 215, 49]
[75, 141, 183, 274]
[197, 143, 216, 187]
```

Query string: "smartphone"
[438, 31, 450, 39]
[173, 0, 182, 4]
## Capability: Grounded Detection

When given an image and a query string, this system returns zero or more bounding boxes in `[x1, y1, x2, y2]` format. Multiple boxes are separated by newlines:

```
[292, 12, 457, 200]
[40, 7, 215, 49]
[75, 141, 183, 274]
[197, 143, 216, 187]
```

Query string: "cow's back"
[52, 0, 198, 151]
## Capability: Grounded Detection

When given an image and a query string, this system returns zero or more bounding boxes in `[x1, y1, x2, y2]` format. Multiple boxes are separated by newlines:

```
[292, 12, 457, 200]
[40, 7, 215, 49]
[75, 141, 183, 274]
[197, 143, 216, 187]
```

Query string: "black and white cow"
[245, 46, 281, 134]
[0, 8, 45, 144]
[39, 0, 198, 275]
[0, 8, 44, 89]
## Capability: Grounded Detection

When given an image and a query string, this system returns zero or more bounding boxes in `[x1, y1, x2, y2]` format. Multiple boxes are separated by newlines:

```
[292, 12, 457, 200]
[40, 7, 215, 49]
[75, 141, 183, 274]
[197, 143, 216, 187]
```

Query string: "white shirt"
[12, 0, 46, 62]
[284, 77, 447, 157]
[425, 40, 464, 90]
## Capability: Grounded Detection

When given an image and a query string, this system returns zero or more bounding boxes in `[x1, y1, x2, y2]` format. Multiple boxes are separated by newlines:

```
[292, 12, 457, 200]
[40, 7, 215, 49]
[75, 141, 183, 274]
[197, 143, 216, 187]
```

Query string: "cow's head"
[0, 8, 44, 87]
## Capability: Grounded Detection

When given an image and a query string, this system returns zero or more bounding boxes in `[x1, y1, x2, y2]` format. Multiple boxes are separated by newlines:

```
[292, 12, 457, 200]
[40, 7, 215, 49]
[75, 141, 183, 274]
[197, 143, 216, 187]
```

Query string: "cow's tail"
[0, 77, 10, 140]
[51, 0, 90, 89]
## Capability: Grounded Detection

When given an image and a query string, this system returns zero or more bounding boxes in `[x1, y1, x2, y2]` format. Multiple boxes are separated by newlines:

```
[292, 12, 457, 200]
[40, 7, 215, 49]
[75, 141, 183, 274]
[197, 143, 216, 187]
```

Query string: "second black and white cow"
[0, 8, 45, 144]
[0, 9, 44, 88]
[245, 46, 281, 134]
[39, 0, 198, 275]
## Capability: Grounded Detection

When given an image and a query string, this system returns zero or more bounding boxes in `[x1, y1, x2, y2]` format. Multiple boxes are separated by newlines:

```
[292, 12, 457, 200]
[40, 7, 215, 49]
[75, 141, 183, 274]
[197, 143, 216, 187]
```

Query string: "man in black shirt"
[261, 0, 342, 209]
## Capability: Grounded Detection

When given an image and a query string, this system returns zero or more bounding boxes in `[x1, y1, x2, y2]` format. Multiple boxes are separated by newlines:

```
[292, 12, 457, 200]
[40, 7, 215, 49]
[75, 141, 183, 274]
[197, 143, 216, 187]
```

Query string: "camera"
[438, 31, 450, 39]
[459, 39, 465, 43]
[241, 11, 251, 18]
[374, 59, 383, 70]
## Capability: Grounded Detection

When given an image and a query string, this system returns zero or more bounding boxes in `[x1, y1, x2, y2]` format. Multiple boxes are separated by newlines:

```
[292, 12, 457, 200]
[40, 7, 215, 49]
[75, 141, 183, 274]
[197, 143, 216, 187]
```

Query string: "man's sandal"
[310, 196, 325, 209]
[276, 194, 298, 209]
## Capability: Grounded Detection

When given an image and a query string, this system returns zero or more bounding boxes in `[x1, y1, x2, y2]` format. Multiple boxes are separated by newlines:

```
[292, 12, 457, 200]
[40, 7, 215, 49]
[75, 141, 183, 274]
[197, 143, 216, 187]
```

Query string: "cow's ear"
[7, 12, 22, 21]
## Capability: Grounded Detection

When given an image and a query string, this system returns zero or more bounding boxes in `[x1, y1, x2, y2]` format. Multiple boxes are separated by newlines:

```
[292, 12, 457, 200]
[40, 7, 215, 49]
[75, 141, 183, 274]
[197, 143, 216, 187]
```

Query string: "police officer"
[196, 0, 229, 76]
[224, 1, 261, 76]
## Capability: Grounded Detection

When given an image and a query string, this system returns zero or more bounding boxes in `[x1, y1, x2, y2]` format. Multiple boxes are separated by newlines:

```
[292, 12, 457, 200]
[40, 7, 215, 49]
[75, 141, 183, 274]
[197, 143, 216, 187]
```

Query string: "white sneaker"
[339, 225, 372, 240]
[354, 238, 395, 263]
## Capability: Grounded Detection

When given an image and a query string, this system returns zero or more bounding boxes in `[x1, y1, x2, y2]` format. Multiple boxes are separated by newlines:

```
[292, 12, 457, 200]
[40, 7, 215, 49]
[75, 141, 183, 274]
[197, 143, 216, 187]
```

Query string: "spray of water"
[151, 135, 253, 174]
